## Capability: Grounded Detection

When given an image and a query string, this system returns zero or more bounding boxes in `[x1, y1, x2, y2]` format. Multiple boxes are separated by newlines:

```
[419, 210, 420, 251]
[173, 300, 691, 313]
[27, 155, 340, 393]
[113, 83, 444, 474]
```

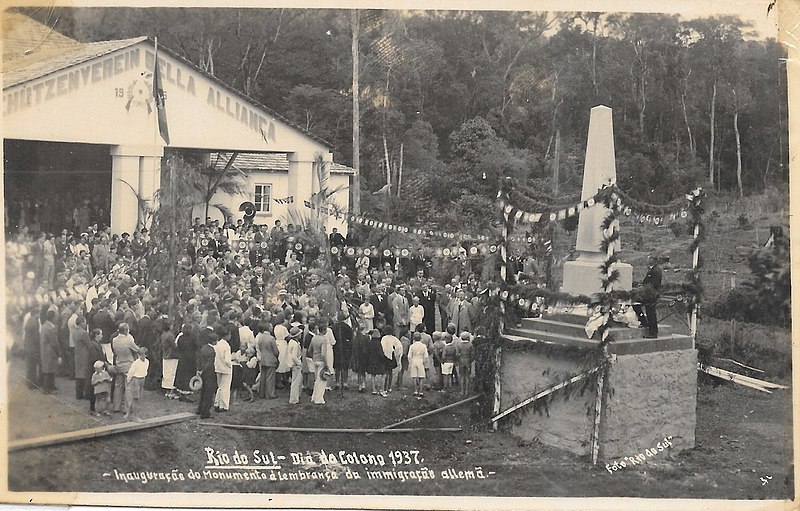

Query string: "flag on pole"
[153, 41, 170, 145]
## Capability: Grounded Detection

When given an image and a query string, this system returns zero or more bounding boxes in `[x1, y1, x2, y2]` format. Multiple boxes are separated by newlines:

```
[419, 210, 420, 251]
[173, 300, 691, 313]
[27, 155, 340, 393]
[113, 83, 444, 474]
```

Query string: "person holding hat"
[286, 326, 304, 404]
[196, 326, 219, 419]
[308, 323, 330, 405]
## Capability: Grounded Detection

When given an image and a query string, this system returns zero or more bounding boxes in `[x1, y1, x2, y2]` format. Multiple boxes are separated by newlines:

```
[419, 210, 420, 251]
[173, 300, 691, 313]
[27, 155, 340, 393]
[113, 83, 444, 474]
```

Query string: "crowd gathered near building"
[6, 215, 491, 421]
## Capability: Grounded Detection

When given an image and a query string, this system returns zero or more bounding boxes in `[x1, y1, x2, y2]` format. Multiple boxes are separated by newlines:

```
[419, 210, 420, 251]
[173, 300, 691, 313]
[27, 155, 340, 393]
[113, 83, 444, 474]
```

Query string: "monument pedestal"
[501, 315, 696, 460]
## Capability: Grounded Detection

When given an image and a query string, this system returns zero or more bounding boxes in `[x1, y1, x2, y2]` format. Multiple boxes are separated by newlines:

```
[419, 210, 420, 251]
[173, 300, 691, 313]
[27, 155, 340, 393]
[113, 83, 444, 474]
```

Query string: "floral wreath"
[125, 72, 154, 113]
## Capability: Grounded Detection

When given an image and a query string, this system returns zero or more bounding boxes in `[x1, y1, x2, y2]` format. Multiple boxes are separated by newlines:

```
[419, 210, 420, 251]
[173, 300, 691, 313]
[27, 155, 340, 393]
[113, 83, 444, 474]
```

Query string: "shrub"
[737, 213, 749, 228]
[669, 220, 687, 237]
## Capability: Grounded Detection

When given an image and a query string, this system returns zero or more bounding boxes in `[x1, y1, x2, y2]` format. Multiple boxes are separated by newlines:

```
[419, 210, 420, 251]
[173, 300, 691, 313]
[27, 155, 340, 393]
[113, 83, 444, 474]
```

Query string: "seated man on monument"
[633, 253, 663, 338]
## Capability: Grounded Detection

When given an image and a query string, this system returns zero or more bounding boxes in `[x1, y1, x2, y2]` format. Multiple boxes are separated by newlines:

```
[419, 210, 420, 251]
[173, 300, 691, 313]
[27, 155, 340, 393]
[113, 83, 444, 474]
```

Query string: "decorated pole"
[492, 345, 502, 431]
[499, 177, 514, 283]
[690, 221, 700, 339]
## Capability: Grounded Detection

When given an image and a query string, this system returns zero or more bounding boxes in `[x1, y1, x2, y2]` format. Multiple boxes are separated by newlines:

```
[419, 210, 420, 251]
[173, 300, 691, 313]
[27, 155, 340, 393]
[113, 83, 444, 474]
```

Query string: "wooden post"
[590, 361, 607, 466]
[374, 394, 481, 433]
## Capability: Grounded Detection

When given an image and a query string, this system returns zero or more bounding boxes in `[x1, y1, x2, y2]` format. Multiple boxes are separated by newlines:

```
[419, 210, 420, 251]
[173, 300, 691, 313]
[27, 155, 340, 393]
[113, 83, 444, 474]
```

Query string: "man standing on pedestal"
[633, 254, 663, 338]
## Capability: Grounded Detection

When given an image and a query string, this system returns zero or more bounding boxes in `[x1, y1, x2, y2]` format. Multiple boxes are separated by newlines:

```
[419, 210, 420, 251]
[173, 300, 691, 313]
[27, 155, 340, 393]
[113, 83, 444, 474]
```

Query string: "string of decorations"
[328, 244, 500, 259]
[502, 184, 704, 227]
[302, 201, 492, 242]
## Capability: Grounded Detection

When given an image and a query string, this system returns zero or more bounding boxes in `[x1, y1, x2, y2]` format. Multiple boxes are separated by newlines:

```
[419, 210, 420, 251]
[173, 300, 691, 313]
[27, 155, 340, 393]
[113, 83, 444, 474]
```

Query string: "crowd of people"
[7, 215, 488, 422]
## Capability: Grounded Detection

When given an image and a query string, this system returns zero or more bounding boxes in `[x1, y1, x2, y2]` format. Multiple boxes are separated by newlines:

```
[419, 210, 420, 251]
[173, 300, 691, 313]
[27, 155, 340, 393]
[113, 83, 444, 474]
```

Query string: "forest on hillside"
[20, 7, 789, 233]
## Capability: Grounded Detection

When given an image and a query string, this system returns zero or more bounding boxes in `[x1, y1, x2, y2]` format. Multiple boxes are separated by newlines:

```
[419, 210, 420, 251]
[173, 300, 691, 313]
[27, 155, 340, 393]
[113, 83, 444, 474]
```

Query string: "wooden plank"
[699, 365, 787, 390]
[491, 366, 602, 423]
[202, 423, 462, 433]
[699, 366, 772, 393]
[372, 394, 481, 434]
[9, 412, 196, 452]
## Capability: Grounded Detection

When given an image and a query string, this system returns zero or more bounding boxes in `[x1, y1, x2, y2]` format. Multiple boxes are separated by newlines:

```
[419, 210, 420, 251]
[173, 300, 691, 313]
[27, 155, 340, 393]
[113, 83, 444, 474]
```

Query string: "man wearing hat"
[286, 326, 304, 404]
[633, 253, 663, 338]
[196, 326, 219, 419]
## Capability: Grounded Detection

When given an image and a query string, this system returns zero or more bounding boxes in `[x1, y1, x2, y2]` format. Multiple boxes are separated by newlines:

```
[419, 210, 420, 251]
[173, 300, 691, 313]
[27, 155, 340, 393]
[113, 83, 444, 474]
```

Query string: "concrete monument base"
[500, 315, 696, 460]
[498, 339, 696, 460]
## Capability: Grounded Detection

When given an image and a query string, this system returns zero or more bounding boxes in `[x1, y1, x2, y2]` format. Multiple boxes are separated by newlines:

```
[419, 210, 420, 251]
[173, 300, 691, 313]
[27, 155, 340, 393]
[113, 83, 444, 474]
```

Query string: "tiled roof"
[2, 36, 147, 88]
[212, 152, 354, 175]
[2, 12, 83, 72]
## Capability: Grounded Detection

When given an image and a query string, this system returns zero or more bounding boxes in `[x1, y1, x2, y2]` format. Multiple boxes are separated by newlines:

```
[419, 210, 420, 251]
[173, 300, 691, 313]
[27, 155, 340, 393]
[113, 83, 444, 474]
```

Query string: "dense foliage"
[26, 8, 788, 230]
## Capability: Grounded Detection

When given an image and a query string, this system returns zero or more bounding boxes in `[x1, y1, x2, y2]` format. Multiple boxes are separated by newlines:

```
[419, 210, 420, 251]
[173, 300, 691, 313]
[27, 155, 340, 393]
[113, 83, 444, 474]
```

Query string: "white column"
[139, 152, 163, 229]
[287, 151, 318, 218]
[110, 145, 144, 235]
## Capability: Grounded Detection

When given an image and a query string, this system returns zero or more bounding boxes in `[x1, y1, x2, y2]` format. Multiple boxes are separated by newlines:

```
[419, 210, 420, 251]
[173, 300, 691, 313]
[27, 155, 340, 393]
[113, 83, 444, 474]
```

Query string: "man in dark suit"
[39, 310, 61, 392]
[417, 281, 437, 335]
[633, 254, 663, 338]
[196, 326, 219, 419]
[329, 228, 346, 249]
[370, 284, 392, 328]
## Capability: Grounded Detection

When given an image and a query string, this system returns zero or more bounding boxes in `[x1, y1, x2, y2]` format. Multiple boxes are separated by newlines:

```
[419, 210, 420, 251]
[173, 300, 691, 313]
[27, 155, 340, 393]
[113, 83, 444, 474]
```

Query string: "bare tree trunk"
[639, 73, 646, 138]
[383, 133, 392, 194]
[681, 91, 695, 157]
[734, 110, 743, 197]
[397, 142, 403, 197]
[709, 80, 717, 185]
[351, 10, 361, 215]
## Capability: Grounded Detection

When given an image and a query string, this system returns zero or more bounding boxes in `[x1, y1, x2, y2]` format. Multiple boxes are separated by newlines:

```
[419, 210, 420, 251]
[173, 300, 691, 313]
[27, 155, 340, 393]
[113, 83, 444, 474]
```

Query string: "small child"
[125, 347, 150, 422]
[91, 360, 112, 416]
[408, 332, 428, 398]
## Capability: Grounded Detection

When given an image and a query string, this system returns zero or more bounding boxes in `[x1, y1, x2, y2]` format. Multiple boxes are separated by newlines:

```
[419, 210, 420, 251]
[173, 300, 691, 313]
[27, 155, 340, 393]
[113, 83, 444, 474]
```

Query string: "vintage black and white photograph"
[1, 0, 795, 508]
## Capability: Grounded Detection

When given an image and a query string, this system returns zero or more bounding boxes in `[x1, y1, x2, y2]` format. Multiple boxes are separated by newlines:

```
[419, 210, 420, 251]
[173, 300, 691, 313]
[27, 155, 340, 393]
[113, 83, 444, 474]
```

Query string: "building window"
[254, 184, 271, 213]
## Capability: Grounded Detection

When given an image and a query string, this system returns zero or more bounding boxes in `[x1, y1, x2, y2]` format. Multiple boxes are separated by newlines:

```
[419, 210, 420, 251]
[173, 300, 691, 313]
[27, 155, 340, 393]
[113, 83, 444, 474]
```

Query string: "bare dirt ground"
[5, 356, 792, 499]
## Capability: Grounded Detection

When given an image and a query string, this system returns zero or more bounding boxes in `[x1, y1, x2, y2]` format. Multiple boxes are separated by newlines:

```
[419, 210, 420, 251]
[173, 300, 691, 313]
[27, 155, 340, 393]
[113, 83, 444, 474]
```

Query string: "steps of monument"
[519, 317, 674, 341]
[503, 327, 694, 356]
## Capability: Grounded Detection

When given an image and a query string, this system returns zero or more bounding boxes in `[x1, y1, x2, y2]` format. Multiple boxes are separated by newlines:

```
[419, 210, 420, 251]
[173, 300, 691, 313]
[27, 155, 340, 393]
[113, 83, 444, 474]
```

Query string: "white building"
[2, 13, 351, 235]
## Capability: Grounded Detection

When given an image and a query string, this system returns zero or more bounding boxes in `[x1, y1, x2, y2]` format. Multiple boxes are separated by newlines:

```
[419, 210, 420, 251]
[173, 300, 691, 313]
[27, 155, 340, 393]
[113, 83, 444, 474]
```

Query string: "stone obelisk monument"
[561, 105, 632, 296]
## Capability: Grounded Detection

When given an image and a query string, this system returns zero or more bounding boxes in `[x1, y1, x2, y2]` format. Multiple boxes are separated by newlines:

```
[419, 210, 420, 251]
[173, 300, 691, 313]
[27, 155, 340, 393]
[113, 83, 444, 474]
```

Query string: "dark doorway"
[4, 140, 112, 235]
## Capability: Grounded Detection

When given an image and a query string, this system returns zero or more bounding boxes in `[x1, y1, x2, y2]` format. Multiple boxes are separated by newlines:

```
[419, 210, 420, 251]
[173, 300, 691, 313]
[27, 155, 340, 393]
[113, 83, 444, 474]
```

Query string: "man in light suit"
[447, 289, 472, 335]
[391, 284, 410, 338]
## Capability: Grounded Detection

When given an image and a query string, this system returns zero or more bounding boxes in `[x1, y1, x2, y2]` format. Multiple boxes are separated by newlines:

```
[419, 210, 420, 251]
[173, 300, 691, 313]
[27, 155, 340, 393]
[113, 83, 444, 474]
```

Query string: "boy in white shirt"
[409, 296, 425, 333]
[125, 347, 150, 422]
